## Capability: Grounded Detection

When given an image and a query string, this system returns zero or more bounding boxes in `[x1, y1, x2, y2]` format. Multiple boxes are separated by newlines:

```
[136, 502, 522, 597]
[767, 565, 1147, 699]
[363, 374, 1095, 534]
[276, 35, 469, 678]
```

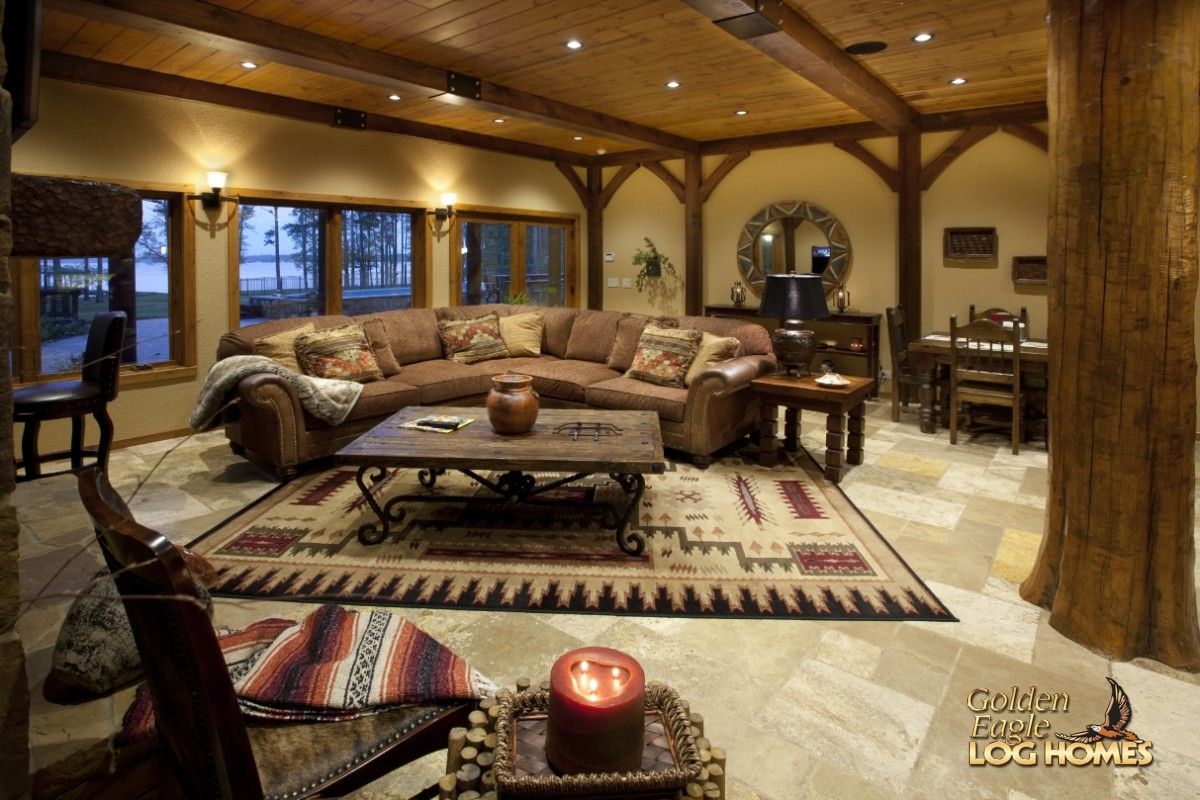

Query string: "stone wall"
[0, 1, 33, 797]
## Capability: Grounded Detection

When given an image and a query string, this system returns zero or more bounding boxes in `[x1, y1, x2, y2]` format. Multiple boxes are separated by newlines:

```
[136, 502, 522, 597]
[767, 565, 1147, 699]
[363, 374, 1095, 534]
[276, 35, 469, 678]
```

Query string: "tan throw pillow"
[294, 324, 383, 383]
[685, 332, 741, 386]
[358, 317, 402, 377]
[499, 311, 544, 357]
[606, 314, 648, 372]
[625, 325, 702, 388]
[253, 323, 314, 373]
[438, 313, 510, 364]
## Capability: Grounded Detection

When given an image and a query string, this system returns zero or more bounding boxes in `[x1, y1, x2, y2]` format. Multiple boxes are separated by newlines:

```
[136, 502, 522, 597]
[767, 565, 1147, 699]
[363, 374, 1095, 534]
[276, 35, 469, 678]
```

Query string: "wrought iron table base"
[353, 466, 648, 554]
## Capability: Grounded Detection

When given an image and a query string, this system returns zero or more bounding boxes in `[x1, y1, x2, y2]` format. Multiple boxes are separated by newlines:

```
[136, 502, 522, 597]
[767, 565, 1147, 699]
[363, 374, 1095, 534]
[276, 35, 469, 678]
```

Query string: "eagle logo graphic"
[1054, 678, 1143, 744]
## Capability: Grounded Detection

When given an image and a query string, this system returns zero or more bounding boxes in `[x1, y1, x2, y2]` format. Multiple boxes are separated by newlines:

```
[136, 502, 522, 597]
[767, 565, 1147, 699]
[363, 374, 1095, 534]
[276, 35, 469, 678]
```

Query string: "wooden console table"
[751, 374, 875, 483]
[705, 305, 880, 395]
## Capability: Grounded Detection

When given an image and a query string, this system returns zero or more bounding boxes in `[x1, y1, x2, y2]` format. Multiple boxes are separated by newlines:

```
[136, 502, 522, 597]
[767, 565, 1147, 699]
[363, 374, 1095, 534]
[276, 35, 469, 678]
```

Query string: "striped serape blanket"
[120, 604, 495, 741]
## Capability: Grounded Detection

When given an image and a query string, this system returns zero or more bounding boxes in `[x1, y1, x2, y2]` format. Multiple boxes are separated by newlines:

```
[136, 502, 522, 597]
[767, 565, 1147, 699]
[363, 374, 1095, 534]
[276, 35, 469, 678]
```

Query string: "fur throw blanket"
[189, 355, 363, 430]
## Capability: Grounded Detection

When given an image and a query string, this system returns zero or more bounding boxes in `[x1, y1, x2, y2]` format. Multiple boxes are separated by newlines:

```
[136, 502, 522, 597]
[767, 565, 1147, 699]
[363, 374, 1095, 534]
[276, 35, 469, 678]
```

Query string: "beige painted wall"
[12, 80, 586, 451]
[922, 131, 1050, 336]
[602, 165, 686, 315]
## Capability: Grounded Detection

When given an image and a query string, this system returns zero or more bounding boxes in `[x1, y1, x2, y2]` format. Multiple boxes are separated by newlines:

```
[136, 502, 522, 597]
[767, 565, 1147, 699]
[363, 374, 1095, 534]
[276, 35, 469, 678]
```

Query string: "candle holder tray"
[492, 683, 702, 799]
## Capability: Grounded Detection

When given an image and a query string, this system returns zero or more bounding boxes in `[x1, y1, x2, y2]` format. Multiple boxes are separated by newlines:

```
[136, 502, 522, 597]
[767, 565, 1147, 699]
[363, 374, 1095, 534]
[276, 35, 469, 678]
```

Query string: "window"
[12, 189, 195, 383]
[452, 211, 577, 307]
[229, 194, 426, 327]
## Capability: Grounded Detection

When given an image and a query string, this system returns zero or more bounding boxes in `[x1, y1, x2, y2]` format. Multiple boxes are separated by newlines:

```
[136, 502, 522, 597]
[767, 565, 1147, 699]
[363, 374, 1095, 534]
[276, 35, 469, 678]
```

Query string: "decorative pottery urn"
[730, 280, 747, 307]
[486, 373, 540, 435]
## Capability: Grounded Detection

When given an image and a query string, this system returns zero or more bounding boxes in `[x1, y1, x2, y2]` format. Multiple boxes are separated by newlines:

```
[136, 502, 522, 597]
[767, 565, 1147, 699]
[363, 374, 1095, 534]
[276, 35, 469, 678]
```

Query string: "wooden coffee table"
[336, 406, 665, 554]
[751, 374, 875, 482]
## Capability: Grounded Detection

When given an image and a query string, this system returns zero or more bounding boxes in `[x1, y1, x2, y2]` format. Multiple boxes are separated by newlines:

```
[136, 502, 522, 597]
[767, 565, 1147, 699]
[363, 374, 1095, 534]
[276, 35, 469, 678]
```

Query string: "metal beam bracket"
[333, 107, 367, 129]
[447, 71, 482, 100]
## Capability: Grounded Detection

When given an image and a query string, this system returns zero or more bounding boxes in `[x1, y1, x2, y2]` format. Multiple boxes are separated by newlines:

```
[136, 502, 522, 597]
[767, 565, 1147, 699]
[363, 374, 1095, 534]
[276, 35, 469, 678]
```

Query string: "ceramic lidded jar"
[486, 373, 540, 435]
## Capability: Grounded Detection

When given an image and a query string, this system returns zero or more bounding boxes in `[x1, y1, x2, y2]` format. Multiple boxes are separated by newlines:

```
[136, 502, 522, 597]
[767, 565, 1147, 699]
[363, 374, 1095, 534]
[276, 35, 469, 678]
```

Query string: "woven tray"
[493, 683, 702, 799]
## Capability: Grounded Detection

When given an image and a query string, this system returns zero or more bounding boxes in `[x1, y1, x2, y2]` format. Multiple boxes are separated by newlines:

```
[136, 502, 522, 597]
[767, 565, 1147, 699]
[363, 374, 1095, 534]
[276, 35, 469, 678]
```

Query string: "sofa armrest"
[691, 354, 778, 396]
[232, 372, 307, 470]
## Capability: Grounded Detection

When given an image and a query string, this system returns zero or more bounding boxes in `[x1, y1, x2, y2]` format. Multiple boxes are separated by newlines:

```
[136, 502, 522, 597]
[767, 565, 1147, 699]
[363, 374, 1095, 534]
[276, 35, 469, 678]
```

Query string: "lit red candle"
[545, 647, 646, 774]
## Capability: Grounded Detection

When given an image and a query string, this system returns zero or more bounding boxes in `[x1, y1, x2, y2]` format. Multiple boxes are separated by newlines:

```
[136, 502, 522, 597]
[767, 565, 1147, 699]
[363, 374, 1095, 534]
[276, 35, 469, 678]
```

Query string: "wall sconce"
[189, 171, 236, 210]
[427, 192, 457, 241]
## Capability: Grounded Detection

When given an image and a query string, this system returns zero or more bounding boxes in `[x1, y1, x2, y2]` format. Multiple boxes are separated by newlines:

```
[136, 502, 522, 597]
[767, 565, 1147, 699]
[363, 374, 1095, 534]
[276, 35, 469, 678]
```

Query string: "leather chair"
[14, 311, 126, 481]
[885, 306, 923, 422]
[77, 465, 472, 800]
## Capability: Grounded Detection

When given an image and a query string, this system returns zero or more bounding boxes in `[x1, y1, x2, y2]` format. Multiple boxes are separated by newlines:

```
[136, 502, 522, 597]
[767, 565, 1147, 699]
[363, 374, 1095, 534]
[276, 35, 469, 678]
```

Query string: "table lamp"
[758, 273, 830, 377]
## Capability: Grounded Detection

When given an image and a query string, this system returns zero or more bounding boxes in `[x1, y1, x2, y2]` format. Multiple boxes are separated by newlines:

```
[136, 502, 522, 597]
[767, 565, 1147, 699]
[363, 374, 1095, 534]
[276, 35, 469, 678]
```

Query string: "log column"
[1021, 0, 1200, 669]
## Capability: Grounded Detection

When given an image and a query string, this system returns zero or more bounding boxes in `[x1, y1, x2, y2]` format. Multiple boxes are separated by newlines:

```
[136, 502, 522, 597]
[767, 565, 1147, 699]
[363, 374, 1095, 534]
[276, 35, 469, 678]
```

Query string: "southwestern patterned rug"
[190, 448, 953, 621]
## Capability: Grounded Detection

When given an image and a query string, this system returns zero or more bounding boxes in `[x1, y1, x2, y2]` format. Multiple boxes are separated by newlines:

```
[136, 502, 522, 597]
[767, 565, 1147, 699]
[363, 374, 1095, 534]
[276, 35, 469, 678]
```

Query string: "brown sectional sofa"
[215, 304, 777, 479]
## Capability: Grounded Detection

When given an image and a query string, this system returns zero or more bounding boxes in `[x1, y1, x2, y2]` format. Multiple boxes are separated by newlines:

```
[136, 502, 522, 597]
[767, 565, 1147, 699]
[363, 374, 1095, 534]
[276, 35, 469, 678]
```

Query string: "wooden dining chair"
[949, 315, 1023, 454]
[77, 466, 472, 800]
[969, 304, 1030, 335]
[885, 306, 923, 422]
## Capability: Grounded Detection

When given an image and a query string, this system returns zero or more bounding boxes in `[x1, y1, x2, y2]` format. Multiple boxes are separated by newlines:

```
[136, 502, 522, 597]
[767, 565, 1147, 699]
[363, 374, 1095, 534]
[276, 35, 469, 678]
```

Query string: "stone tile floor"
[14, 400, 1200, 799]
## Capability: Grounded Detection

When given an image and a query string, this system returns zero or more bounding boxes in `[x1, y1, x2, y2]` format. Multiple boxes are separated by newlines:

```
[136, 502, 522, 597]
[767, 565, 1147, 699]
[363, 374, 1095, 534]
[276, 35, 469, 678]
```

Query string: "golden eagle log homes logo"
[967, 678, 1153, 767]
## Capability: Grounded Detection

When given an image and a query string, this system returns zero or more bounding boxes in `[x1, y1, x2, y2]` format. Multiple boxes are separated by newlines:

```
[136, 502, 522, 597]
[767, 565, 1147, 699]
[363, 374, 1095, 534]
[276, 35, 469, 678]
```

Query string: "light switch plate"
[607, 277, 619, 288]
[621, 277, 632, 288]
[604, 251, 615, 262]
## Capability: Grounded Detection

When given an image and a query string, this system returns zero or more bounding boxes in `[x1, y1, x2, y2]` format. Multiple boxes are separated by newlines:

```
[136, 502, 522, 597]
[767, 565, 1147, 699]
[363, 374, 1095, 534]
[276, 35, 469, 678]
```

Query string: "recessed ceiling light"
[949, 77, 967, 85]
[493, 117, 506, 123]
[240, 60, 258, 69]
[912, 32, 934, 43]
[734, 109, 748, 116]
[573, 135, 584, 141]
[844, 40, 887, 55]
[665, 80, 681, 89]
[596, 148, 607, 155]
[566, 39, 583, 50]
[388, 93, 401, 101]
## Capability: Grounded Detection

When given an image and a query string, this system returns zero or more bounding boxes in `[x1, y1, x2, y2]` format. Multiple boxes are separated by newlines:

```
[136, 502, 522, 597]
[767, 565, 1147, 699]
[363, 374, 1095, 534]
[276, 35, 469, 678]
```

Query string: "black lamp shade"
[758, 273, 830, 321]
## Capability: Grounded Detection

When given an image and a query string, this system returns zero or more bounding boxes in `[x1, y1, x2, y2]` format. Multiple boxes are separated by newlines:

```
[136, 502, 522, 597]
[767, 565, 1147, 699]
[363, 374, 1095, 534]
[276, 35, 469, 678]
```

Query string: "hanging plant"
[632, 237, 678, 293]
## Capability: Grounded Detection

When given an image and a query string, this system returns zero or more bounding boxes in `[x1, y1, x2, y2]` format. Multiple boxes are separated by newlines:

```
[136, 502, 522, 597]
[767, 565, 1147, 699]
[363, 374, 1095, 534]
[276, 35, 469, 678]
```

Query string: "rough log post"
[586, 164, 603, 310]
[1021, 0, 1200, 669]
[684, 154, 702, 315]
[0, 0, 33, 795]
[897, 132, 921, 336]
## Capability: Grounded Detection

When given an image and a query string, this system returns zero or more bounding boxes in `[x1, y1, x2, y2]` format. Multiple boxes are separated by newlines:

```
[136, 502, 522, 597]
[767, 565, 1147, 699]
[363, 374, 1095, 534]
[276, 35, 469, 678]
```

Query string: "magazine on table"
[401, 415, 474, 434]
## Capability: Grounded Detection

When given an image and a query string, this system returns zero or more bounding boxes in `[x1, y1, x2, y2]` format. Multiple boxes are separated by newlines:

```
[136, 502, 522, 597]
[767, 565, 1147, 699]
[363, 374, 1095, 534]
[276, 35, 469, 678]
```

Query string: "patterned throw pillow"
[294, 324, 383, 383]
[438, 313, 510, 364]
[625, 325, 703, 388]
[253, 323, 314, 373]
[684, 332, 742, 386]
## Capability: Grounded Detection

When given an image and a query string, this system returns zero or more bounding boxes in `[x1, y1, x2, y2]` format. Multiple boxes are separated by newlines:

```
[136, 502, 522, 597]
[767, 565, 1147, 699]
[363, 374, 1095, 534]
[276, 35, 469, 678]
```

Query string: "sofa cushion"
[355, 309, 442, 366]
[517, 359, 621, 403]
[357, 318, 402, 377]
[343, 379, 422, 422]
[401, 360, 493, 403]
[295, 324, 384, 383]
[436, 303, 516, 321]
[675, 315, 772, 356]
[438, 314, 510, 364]
[606, 313, 649, 371]
[499, 311, 544, 357]
[253, 323, 314, 373]
[626, 325, 702, 388]
[541, 307, 579, 357]
[685, 332, 741, 386]
[471, 357, 547, 376]
[565, 309, 623, 363]
[219, 315, 352, 360]
[585, 377, 688, 423]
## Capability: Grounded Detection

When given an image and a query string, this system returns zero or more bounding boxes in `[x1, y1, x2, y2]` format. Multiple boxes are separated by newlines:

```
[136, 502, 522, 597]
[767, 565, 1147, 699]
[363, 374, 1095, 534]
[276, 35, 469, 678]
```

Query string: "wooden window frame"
[449, 205, 580, 308]
[11, 180, 197, 388]
[226, 188, 431, 329]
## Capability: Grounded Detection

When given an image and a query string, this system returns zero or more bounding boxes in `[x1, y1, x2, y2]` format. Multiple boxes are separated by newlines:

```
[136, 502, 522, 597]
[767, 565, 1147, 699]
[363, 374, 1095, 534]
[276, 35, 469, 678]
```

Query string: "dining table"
[907, 332, 1049, 433]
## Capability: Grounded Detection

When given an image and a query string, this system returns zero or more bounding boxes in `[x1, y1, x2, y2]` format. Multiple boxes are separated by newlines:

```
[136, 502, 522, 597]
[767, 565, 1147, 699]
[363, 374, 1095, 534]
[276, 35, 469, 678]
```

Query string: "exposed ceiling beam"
[681, 0, 919, 133]
[919, 126, 999, 190]
[699, 121, 889, 155]
[920, 102, 1047, 132]
[1000, 122, 1049, 152]
[47, 0, 698, 154]
[42, 52, 591, 167]
[833, 140, 899, 192]
[641, 162, 685, 204]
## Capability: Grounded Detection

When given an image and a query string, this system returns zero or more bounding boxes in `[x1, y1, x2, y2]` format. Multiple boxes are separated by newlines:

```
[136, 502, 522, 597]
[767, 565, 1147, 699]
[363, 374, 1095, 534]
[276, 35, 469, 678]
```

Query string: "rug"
[190, 447, 954, 621]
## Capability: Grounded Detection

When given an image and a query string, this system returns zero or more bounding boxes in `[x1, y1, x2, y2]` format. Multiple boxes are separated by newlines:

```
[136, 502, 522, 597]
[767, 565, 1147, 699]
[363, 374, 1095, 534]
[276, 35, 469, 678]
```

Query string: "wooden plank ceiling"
[40, 0, 1048, 157]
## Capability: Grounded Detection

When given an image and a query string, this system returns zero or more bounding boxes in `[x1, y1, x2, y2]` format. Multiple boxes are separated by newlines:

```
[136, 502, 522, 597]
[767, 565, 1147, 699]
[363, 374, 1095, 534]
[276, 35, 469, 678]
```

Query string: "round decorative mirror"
[736, 200, 851, 297]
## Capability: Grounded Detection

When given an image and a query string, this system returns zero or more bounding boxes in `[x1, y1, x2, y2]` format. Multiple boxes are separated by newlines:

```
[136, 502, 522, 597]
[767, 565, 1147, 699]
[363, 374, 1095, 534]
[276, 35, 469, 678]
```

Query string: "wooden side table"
[751, 374, 875, 482]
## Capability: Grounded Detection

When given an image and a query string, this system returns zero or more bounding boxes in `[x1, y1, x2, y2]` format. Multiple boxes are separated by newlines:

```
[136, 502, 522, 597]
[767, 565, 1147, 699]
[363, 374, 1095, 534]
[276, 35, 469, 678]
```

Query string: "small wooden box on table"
[751, 374, 875, 482]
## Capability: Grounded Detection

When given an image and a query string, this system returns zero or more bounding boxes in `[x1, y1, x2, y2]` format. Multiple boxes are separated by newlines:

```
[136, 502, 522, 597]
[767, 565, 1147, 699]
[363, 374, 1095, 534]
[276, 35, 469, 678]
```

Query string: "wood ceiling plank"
[41, 9, 89, 51]
[58, 18, 125, 58]
[92, 27, 157, 63]
[680, 0, 919, 133]
[41, 51, 592, 166]
[46, 0, 697, 152]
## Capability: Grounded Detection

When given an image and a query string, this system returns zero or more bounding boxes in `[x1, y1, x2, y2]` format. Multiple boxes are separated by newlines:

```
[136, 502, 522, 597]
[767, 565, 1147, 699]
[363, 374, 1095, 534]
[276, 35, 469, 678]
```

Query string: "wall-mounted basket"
[943, 227, 998, 260]
[1012, 255, 1047, 285]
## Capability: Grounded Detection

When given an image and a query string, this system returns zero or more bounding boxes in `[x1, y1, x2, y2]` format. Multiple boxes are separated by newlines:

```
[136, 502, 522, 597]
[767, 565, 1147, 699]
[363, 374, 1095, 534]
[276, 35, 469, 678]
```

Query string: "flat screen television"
[811, 245, 831, 274]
